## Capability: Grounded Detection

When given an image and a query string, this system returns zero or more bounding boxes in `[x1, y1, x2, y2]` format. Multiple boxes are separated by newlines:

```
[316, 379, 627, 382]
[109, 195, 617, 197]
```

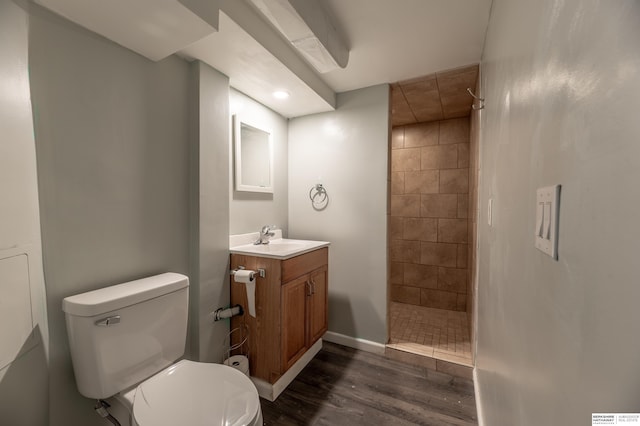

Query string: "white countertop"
[230, 231, 329, 260]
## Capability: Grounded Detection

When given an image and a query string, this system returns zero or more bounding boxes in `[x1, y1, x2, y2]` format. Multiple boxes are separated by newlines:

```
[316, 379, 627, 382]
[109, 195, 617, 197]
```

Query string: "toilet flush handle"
[95, 315, 121, 326]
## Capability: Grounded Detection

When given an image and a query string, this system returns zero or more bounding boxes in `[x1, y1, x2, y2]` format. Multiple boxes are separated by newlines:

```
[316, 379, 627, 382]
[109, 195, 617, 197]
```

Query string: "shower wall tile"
[467, 100, 480, 333]
[438, 218, 468, 243]
[391, 285, 421, 304]
[456, 294, 467, 312]
[390, 239, 420, 263]
[392, 126, 405, 149]
[391, 172, 405, 194]
[420, 289, 458, 310]
[420, 194, 458, 218]
[439, 117, 470, 145]
[391, 147, 421, 171]
[390, 115, 471, 311]
[441, 97, 472, 119]
[403, 217, 437, 242]
[458, 143, 470, 168]
[404, 263, 438, 288]
[389, 216, 404, 240]
[457, 244, 468, 268]
[440, 168, 469, 193]
[420, 145, 458, 170]
[390, 262, 404, 284]
[405, 170, 439, 194]
[404, 122, 439, 147]
[438, 267, 467, 293]
[457, 194, 469, 218]
[420, 242, 457, 267]
[391, 194, 420, 217]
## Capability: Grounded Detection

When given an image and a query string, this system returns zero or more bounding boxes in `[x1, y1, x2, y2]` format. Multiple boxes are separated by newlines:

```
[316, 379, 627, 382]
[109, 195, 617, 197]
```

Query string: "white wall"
[0, 1, 48, 424]
[476, 0, 640, 424]
[188, 61, 231, 364]
[229, 89, 289, 235]
[289, 85, 389, 344]
[29, 7, 191, 425]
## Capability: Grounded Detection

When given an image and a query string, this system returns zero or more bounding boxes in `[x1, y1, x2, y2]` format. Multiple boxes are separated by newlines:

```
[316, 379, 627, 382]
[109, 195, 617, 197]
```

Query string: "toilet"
[62, 272, 262, 426]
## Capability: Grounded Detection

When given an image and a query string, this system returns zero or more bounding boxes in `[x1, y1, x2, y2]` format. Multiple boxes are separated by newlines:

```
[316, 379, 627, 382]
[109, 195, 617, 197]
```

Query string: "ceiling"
[320, 0, 492, 93]
[182, 0, 493, 118]
[180, 11, 334, 118]
[34, 0, 494, 118]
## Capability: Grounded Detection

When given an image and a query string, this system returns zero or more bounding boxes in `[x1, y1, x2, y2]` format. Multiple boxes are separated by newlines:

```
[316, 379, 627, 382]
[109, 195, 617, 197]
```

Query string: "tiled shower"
[390, 117, 471, 311]
[387, 65, 479, 367]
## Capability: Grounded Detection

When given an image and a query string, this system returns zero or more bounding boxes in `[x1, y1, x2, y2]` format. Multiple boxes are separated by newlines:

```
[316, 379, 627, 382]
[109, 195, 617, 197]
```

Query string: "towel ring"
[309, 184, 329, 210]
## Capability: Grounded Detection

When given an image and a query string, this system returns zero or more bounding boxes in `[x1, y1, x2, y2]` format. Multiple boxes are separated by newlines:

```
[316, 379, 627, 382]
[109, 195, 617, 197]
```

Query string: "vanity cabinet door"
[281, 275, 308, 371]
[308, 266, 328, 345]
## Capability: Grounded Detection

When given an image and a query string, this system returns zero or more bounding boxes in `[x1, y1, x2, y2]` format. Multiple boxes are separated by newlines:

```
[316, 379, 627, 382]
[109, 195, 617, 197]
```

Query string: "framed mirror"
[233, 115, 274, 193]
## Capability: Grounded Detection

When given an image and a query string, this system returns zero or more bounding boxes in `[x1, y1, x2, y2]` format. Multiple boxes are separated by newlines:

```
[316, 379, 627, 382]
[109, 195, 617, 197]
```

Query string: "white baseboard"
[251, 339, 322, 402]
[323, 331, 386, 355]
[473, 367, 484, 426]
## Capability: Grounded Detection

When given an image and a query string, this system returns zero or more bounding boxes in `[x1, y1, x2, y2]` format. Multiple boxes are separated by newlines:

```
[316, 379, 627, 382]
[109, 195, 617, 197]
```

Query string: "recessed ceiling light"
[273, 90, 290, 99]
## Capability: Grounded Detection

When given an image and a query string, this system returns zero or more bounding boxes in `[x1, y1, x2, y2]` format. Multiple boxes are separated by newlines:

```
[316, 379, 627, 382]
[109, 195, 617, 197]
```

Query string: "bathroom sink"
[251, 241, 306, 252]
[230, 236, 329, 260]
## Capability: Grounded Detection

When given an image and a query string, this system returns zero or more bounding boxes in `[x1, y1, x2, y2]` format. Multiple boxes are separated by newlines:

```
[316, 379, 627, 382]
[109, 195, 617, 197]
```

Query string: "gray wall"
[229, 89, 289, 235]
[0, 1, 48, 425]
[475, 0, 640, 424]
[288, 85, 389, 344]
[189, 61, 231, 363]
[29, 7, 191, 426]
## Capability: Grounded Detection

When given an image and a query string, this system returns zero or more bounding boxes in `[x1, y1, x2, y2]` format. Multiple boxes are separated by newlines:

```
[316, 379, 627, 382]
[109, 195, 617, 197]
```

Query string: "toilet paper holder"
[224, 324, 249, 357]
[222, 324, 250, 377]
[230, 266, 265, 278]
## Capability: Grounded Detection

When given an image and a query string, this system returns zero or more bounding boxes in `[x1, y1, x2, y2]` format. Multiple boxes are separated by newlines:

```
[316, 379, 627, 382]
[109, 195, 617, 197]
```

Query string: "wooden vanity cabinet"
[281, 275, 308, 370]
[307, 266, 328, 344]
[230, 247, 328, 384]
[281, 264, 328, 371]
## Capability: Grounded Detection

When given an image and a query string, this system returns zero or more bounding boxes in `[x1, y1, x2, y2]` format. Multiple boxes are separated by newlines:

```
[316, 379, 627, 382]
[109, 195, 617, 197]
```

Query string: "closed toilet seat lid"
[133, 359, 260, 426]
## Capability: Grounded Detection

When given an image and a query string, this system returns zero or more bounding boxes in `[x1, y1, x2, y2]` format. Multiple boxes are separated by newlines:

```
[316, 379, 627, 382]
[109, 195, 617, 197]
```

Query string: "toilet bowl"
[115, 360, 262, 426]
[62, 273, 263, 426]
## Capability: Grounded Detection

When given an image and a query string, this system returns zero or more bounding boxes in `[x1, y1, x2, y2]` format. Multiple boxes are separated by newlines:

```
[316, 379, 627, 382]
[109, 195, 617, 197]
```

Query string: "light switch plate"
[535, 185, 560, 259]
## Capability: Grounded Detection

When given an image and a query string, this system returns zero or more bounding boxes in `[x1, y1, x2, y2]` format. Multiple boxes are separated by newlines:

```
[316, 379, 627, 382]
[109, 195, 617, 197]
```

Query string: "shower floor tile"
[388, 301, 473, 366]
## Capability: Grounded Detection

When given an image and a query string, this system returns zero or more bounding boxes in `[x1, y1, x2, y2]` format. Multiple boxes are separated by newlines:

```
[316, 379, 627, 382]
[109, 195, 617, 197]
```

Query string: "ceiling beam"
[220, 0, 336, 108]
[249, 0, 349, 73]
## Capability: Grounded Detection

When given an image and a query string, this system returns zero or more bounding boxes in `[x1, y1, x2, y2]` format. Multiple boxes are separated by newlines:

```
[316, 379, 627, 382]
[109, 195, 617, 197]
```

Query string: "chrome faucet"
[254, 225, 276, 245]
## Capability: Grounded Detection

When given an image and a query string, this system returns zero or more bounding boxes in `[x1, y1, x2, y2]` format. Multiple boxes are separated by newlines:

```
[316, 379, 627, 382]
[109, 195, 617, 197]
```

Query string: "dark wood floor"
[261, 342, 478, 426]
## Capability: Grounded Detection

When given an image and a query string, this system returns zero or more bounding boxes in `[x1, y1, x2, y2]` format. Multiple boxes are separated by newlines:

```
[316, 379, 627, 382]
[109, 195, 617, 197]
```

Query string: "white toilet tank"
[63, 273, 189, 400]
